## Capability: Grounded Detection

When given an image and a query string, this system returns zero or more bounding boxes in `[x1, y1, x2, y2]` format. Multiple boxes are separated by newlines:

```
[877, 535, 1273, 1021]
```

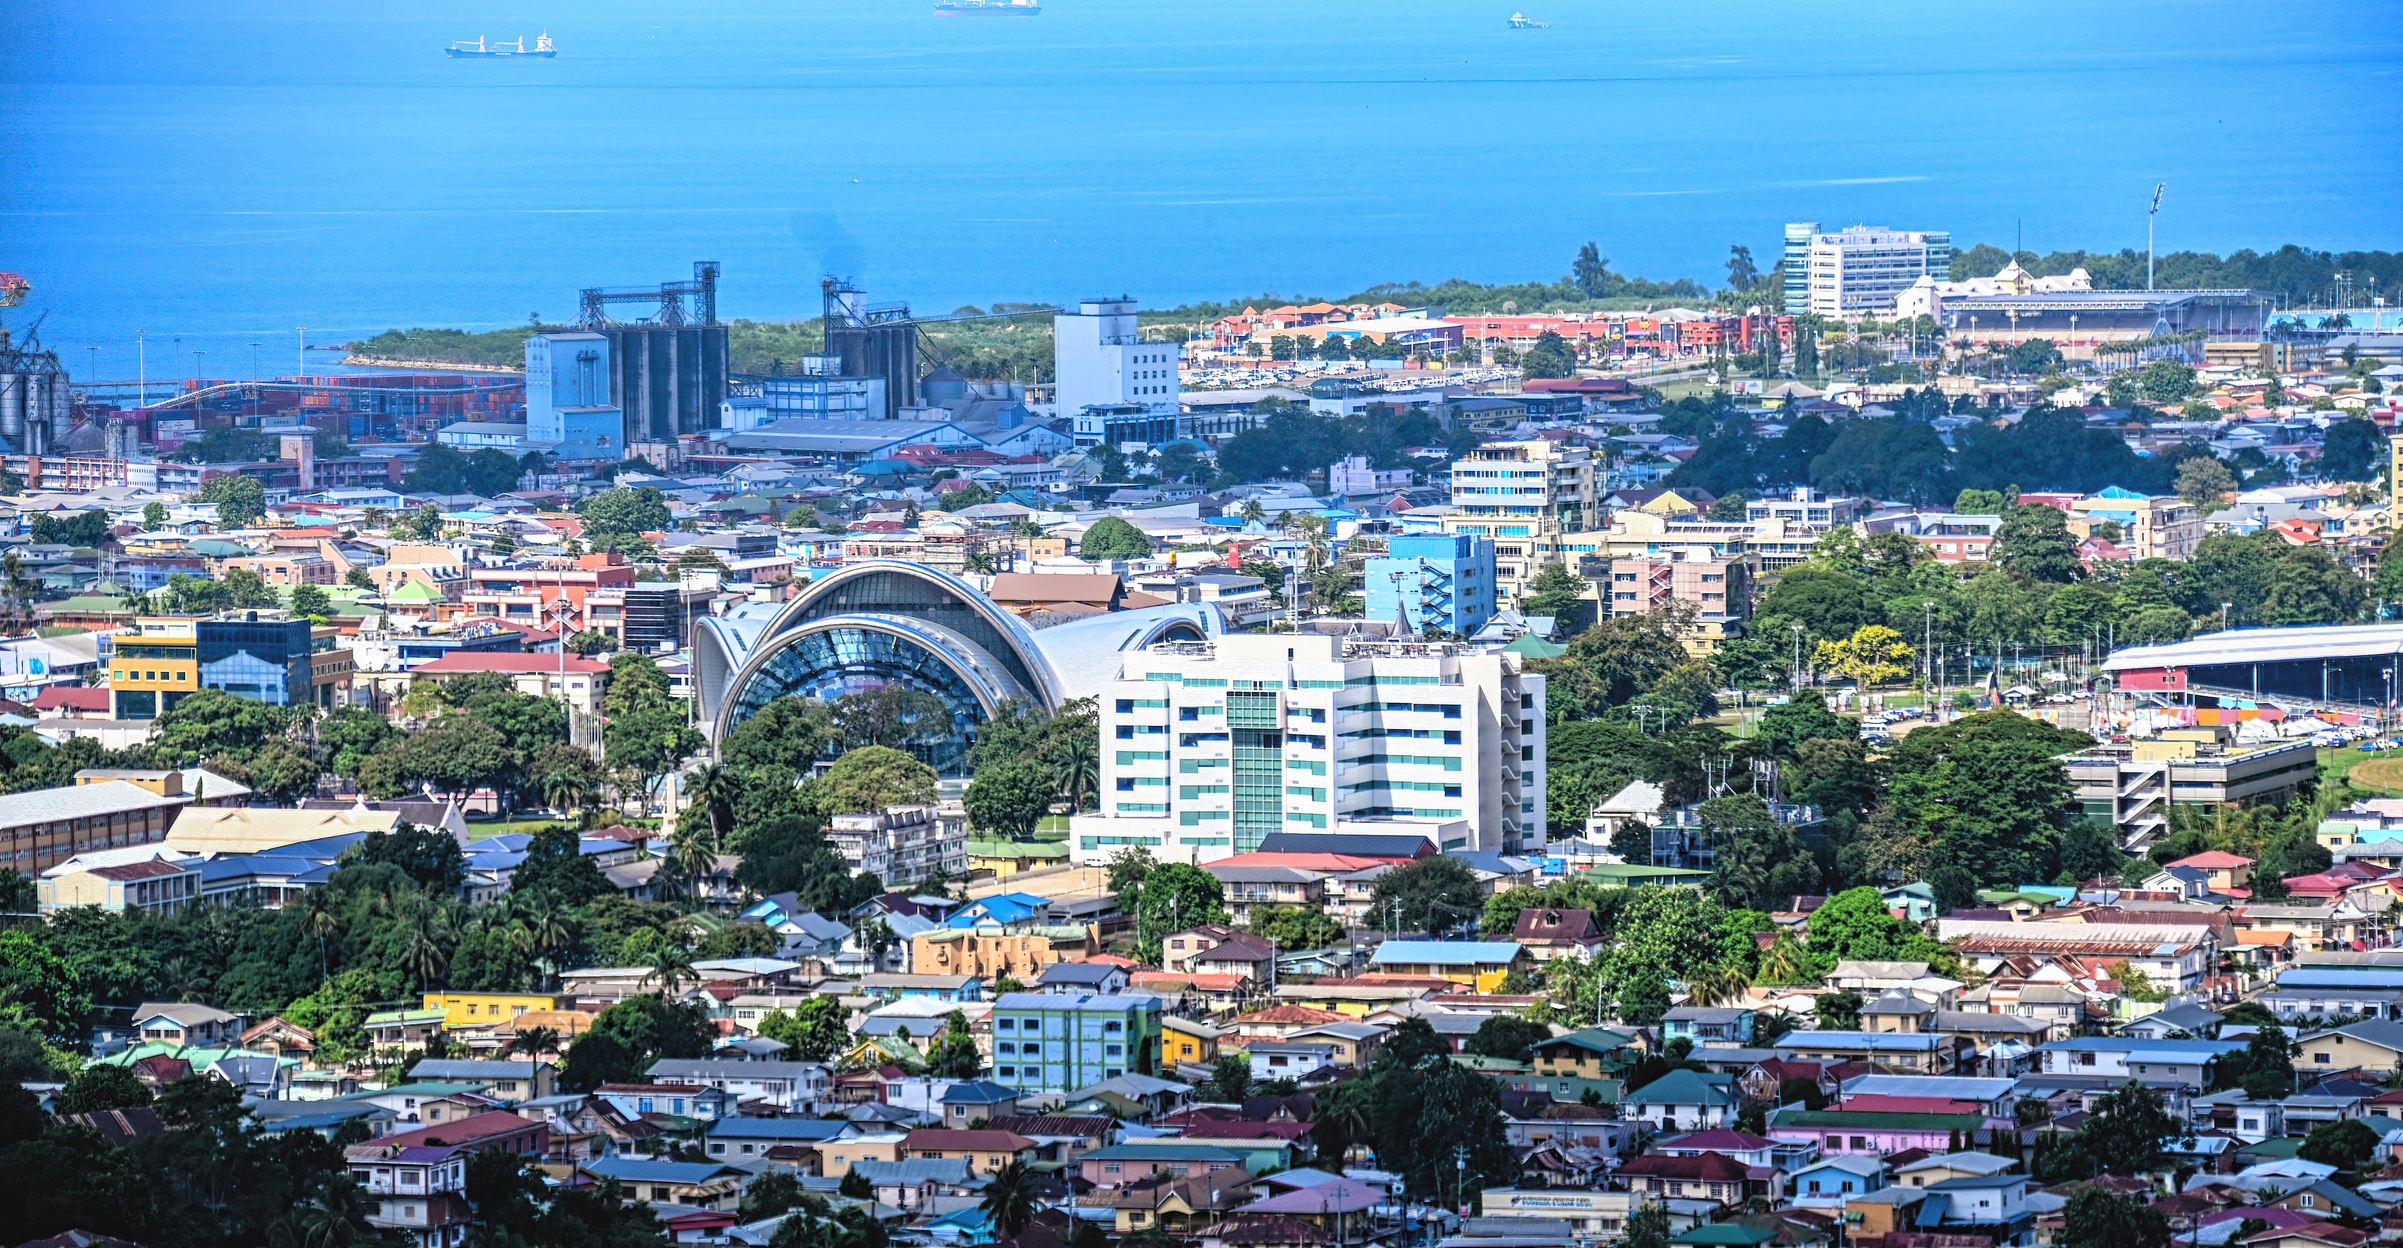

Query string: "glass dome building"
[694, 561, 1223, 776]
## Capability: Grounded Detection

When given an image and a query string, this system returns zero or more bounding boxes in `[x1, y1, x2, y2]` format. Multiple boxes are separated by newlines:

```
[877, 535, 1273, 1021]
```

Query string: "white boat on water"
[1507, 12, 1548, 27]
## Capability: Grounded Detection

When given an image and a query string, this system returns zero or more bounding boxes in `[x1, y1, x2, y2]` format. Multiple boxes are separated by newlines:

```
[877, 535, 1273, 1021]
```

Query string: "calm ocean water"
[4, 0, 2400, 377]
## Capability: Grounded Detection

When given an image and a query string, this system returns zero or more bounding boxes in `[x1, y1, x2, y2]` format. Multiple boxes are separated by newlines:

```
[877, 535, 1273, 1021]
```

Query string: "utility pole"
[2148, 183, 2165, 291]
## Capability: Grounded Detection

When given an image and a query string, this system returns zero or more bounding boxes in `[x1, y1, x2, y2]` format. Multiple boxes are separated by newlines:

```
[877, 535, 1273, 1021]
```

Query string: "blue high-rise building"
[1365, 533, 1495, 638]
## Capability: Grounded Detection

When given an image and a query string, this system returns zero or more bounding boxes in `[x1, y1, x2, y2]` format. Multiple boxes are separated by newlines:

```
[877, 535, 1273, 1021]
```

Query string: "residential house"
[1789, 1155, 1887, 1207]
[1366, 941, 1528, 992]
[1620, 1069, 1739, 1132]
[577, 1159, 746, 1212]
[643, 1058, 830, 1111]
[2033, 1037, 2247, 1086]
[1039, 962, 1133, 996]
[1513, 908, 1607, 961]
[1777, 1032, 1969, 1075]
[1104, 1168, 1259, 1237]
[595, 1082, 731, 1122]
[1892, 1152, 2019, 1188]
[402, 1059, 554, 1102]
[850, 1158, 980, 1212]
[1663, 1008, 1757, 1045]
[1164, 925, 1280, 989]
[937, 1079, 1023, 1124]
[2294, 1021, 2403, 1074]
[903, 1127, 1039, 1173]
[1615, 1151, 1775, 1207]
[133, 1003, 244, 1048]
[701, 1116, 853, 1163]
[1164, 1016, 1226, 1069]
[346, 1143, 471, 1248]
[1081, 1143, 1249, 1187]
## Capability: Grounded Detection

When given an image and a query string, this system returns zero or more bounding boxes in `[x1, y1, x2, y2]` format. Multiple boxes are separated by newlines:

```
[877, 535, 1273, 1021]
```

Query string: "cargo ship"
[445, 32, 557, 57]
[935, 0, 1040, 15]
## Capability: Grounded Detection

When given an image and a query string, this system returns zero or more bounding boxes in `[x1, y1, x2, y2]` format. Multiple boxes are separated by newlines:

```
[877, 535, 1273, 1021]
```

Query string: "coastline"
[339, 354, 525, 375]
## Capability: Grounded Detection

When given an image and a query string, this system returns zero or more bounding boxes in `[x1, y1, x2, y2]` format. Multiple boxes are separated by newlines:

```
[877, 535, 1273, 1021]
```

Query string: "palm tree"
[400, 903, 454, 993]
[643, 942, 699, 997]
[1238, 498, 1267, 528]
[1051, 733, 1099, 816]
[1758, 933, 1807, 986]
[673, 831, 722, 904]
[964, 551, 997, 575]
[1687, 963, 1753, 1008]
[978, 1159, 1043, 1240]
[542, 766, 590, 815]
[684, 763, 742, 847]
[301, 890, 339, 981]
[508, 1025, 561, 1061]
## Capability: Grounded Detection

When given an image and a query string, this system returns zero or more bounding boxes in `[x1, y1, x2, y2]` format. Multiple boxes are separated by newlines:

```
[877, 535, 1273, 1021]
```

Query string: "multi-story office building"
[108, 613, 353, 719]
[1070, 633, 1546, 864]
[1443, 440, 1600, 611]
[1745, 488, 1863, 532]
[2064, 736, 2317, 852]
[1056, 298, 1181, 447]
[1786, 224, 1953, 318]
[987, 992, 1164, 1093]
[1365, 534, 1496, 639]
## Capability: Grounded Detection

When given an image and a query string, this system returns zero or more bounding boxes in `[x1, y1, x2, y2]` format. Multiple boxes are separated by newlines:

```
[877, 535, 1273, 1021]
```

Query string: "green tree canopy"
[1078, 516, 1152, 561]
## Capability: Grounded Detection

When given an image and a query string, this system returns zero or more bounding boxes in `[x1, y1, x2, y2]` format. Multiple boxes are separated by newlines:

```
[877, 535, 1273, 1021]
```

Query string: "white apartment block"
[826, 804, 966, 886]
[1443, 440, 1599, 609]
[1069, 633, 1546, 865]
[1797, 225, 1952, 319]
[1055, 297, 1181, 446]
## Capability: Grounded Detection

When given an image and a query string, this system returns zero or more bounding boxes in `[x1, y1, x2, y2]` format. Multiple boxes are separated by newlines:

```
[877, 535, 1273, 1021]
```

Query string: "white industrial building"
[1068, 632, 1546, 866]
[1055, 297, 1182, 447]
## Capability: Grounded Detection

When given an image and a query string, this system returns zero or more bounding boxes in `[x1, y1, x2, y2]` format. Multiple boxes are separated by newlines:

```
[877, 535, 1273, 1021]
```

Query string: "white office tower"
[1797, 225, 1953, 318]
[1055, 298, 1181, 447]
[1069, 633, 1547, 867]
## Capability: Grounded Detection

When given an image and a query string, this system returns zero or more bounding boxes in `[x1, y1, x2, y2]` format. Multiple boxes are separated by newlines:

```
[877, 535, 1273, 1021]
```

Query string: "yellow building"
[108, 613, 354, 719]
[964, 840, 1072, 877]
[1161, 1015, 1223, 1068]
[421, 992, 571, 1028]
[167, 805, 402, 856]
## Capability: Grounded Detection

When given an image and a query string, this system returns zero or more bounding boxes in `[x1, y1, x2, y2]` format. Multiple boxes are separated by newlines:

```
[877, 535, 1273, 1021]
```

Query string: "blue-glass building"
[1364, 533, 1496, 638]
[694, 562, 1226, 777]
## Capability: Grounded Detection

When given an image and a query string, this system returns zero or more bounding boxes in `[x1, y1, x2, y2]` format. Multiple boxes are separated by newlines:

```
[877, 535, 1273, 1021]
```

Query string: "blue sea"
[5, 0, 2400, 378]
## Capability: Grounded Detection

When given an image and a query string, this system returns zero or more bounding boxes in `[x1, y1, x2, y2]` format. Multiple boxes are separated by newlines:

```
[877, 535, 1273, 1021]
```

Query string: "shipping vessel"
[1507, 12, 1548, 26]
[445, 32, 557, 57]
[935, 0, 1040, 15]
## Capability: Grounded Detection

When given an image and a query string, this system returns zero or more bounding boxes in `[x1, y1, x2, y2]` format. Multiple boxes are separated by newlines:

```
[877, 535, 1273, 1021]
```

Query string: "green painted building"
[989, 992, 1164, 1094]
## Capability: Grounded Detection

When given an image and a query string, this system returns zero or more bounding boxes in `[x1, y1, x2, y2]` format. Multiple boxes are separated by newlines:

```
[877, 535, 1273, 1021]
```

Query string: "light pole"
[297, 327, 307, 379]
[2148, 182, 2165, 291]
[137, 330, 146, 407]
[192, 351, 205, 392]
[1791, 624, 1804, 690]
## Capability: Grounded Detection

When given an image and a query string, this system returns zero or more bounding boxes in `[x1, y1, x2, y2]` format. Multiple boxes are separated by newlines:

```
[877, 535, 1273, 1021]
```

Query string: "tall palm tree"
[1238, 498, 1267, 528]
[400, 903, 454, 993]
[643, 942, 699, 997]
[684, 763, 742, 847]
[516, 894, 570, 982]
[1051, 733, 1099, 817]
[673, 831, 721, 903]
[978, 1159, 1043, 1240]
[301, 890, 340, 982]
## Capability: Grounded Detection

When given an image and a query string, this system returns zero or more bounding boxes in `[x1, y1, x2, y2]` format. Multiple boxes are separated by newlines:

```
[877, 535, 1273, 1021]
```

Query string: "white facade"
[1056, 298, 1181, 444]
[1442, 440, 1599, 609]
[1069, 633, 1546, 865]
[1803, 226, 1953, 318]
[826, 804, 967, 885]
